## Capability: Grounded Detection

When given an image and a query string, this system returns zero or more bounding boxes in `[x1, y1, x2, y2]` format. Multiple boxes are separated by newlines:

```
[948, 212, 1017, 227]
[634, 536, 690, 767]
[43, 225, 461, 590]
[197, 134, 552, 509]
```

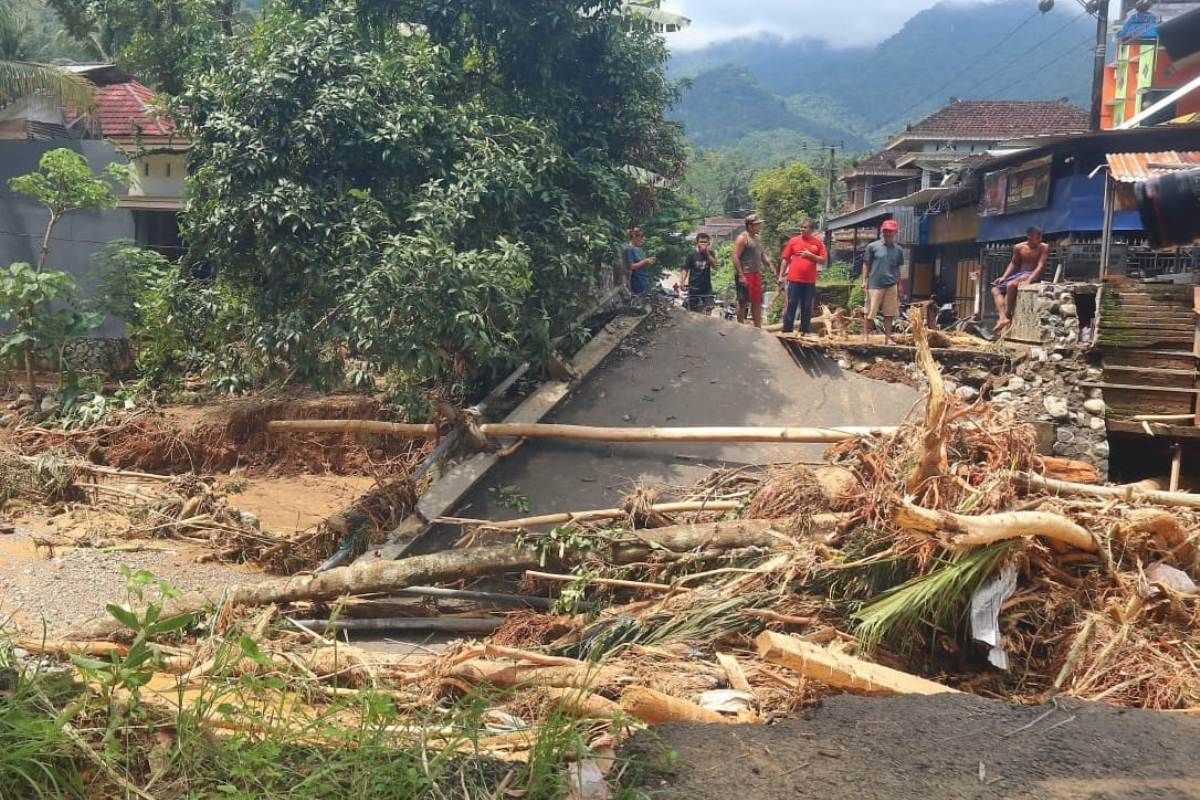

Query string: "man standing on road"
[991, 226, 1048, 333]
[862, 219, 904, 345]
[733, 213, 771, 327]
[778, 218, 827, 334]
[682, 232, 717, 315]
[624, 226, 656, 298]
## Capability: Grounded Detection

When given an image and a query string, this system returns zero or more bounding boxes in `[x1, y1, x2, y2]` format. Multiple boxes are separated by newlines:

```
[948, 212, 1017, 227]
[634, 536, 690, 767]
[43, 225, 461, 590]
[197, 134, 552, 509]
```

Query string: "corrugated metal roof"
[1105, 150, 1200, 181]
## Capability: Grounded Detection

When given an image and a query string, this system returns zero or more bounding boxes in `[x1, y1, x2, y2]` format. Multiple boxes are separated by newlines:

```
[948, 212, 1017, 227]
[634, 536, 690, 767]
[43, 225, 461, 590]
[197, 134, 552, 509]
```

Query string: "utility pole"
[821, 142, 842, 268]
[1088, 0, 1110, 130]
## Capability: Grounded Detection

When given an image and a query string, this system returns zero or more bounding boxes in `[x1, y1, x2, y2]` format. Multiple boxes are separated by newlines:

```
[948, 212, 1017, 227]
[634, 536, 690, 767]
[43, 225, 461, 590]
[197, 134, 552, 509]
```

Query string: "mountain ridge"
[669, 0, 1095, 157]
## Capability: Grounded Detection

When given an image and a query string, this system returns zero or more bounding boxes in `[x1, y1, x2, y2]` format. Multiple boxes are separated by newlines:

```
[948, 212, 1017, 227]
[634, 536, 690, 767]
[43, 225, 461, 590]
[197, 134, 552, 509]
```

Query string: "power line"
[983, 34, 1098, 100]
[874, 7, 1044, 134]
[949, 8, 1090, 102]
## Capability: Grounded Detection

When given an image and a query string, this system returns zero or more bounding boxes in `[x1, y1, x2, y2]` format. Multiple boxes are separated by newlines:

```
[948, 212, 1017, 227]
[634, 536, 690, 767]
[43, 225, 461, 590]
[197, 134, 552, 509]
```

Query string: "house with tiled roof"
[0, 64, 189, 337]
[841, 98, 1089, 213]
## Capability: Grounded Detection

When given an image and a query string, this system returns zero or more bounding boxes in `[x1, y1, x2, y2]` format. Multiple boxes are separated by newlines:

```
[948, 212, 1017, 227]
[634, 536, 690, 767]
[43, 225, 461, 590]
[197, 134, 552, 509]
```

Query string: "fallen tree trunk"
[72, 520, 796, 640]
[270, 420, 896, 444]
[1015, 471, 1200, 510]
[69, 545, 540, 641]
[756, 631, 958, 696]
[619, 686, 732, 724]
[895, 499, 1096, 552]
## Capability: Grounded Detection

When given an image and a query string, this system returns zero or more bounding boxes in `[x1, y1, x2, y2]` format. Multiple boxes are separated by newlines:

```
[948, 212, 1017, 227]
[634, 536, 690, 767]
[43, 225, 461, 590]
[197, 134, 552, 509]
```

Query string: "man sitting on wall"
[991, 226, 1049, 333]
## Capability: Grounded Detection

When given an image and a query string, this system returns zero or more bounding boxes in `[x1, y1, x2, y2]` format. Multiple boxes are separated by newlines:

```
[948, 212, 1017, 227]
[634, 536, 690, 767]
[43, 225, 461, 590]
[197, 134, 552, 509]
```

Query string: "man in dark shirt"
[682, 233, 716, 315]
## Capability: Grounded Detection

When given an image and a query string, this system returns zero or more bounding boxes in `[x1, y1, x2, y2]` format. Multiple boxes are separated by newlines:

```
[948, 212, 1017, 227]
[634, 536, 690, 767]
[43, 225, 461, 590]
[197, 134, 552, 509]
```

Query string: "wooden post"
[1170, 445, 1183, 492]
[1099, 171, 1115, 279]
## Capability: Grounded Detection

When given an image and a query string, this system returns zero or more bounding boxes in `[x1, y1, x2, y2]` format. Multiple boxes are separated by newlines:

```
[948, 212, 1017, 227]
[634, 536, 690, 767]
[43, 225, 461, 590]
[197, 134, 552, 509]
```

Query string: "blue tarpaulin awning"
[977, 173, 1142, 242]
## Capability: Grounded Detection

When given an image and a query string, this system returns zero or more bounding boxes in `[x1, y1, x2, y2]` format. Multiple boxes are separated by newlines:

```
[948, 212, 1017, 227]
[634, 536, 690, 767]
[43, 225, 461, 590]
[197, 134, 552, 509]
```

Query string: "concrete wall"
[129, 152, 187, 199]
[0, 141, 136, 337]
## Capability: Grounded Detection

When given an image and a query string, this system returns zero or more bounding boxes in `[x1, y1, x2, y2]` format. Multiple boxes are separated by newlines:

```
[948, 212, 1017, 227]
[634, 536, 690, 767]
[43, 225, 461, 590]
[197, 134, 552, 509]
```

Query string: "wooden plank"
[756, 631, 959, 696]
[1080, 381, 1200, 394]
[1102, 350, 1197, 370]
[1108, 420, 1200, 441]
[1101, 366, 1197, 389]
[1106, 390, 1195, 417]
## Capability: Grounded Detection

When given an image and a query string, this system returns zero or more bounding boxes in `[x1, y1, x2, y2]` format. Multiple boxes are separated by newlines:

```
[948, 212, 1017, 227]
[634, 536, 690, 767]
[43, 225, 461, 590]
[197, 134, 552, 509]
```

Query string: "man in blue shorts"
[992, 226, 1048, 332]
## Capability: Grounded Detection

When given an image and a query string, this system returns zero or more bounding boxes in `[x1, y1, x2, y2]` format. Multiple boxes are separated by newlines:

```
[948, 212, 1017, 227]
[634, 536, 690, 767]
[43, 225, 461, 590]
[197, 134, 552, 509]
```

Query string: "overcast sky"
[661, 0, 1124, 50]
[660, 0, 961, 49]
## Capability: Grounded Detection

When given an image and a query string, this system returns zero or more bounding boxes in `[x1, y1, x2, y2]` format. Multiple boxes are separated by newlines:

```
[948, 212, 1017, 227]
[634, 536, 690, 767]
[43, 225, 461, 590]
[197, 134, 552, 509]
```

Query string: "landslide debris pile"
[8, 316, 1199, 791]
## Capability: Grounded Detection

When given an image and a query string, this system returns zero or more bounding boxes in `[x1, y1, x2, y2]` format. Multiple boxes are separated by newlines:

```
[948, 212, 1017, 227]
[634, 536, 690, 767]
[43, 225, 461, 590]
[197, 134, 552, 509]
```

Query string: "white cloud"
[662, 0, 982, 50]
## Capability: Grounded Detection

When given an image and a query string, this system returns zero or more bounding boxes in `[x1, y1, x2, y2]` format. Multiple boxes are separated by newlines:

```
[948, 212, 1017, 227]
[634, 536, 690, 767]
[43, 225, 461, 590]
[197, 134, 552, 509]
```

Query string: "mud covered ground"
[627, 693, 1200, 800]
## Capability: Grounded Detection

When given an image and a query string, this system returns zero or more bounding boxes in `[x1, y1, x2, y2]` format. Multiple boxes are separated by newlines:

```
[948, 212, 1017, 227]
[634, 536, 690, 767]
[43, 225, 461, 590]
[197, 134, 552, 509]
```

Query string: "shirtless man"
[992, 226, 1048, 332]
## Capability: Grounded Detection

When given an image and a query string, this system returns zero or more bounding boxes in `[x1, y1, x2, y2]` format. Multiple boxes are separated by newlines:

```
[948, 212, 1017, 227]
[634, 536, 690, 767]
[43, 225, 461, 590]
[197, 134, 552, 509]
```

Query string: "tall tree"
[44, 0, 241, 93]
[748, 160, 823, 253]
[179, 0, 686, 403]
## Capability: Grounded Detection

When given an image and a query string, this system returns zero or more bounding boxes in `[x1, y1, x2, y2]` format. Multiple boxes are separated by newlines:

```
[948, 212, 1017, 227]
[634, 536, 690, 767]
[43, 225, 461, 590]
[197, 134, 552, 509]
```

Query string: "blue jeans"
[630, 268, 649, 295]
[782, 281, 815, 333]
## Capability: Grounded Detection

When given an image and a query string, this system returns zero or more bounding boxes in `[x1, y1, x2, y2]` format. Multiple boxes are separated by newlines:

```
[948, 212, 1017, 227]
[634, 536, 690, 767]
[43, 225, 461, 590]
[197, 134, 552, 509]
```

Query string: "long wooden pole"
[478, 423, 895, 443]
[268, 419, 895, 443]
[1016, 471, 1200, 510]
[267, 420, 440, 437]
[438, 500, 743, 530]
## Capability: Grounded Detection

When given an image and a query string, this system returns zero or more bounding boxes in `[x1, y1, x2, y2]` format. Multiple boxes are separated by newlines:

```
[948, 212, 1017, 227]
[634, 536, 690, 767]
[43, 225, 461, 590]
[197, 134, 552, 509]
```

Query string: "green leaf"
[147, 613, 193, 636]
[106, 604, 141, 631]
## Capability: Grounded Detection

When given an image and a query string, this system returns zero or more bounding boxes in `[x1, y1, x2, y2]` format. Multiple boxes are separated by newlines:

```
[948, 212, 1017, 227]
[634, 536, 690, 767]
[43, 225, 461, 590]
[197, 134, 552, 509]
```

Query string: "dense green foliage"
[44, 0, 251, 93]
[176, 0, 684, 404]
[670, 0, 1093, 154]
[747, 160, 823, 254]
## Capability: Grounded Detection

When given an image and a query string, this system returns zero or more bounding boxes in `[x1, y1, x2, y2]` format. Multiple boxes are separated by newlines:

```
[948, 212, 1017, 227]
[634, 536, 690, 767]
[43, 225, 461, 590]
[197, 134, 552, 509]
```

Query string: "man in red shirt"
[778, 218, 827, 334]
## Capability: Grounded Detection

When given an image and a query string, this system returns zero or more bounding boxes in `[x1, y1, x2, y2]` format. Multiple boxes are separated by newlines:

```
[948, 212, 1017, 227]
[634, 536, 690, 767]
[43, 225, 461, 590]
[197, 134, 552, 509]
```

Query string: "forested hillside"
[671, 0, 1095, 157]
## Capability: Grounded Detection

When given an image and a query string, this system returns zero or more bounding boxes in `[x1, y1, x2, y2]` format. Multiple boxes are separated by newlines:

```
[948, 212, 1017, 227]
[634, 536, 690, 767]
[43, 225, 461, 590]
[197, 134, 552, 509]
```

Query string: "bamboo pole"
[266, 419, 440, 437]
[268, 419, 895, 443]
[1131, 413, 1195, 423]
[290, 617, 503, 634]
[525, 570, 675, 593]
[477, 423, 895, 443]
[1016, 471, 1200, 510]
[439, 500, 742, 530]
[895, 499, 1097, 552]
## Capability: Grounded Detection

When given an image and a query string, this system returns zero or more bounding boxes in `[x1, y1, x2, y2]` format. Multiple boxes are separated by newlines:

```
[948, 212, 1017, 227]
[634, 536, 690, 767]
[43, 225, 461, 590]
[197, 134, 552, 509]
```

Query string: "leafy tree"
[44, 0, 244, 93]
[683, 148, 754, 217]
[0, 0, 94, 109]
[2, 148, 126, 393]
[641, 188, 702, 284]
[748, 159, 823, 254]
[178, 0, 684, 405]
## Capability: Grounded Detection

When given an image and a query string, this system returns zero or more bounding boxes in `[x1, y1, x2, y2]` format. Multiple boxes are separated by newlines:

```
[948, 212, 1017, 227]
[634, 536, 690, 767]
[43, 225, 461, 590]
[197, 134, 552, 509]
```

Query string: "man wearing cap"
[778, 218, 827, 334]
[862, 219, 904, 345]
[733, 213, 772, 327]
